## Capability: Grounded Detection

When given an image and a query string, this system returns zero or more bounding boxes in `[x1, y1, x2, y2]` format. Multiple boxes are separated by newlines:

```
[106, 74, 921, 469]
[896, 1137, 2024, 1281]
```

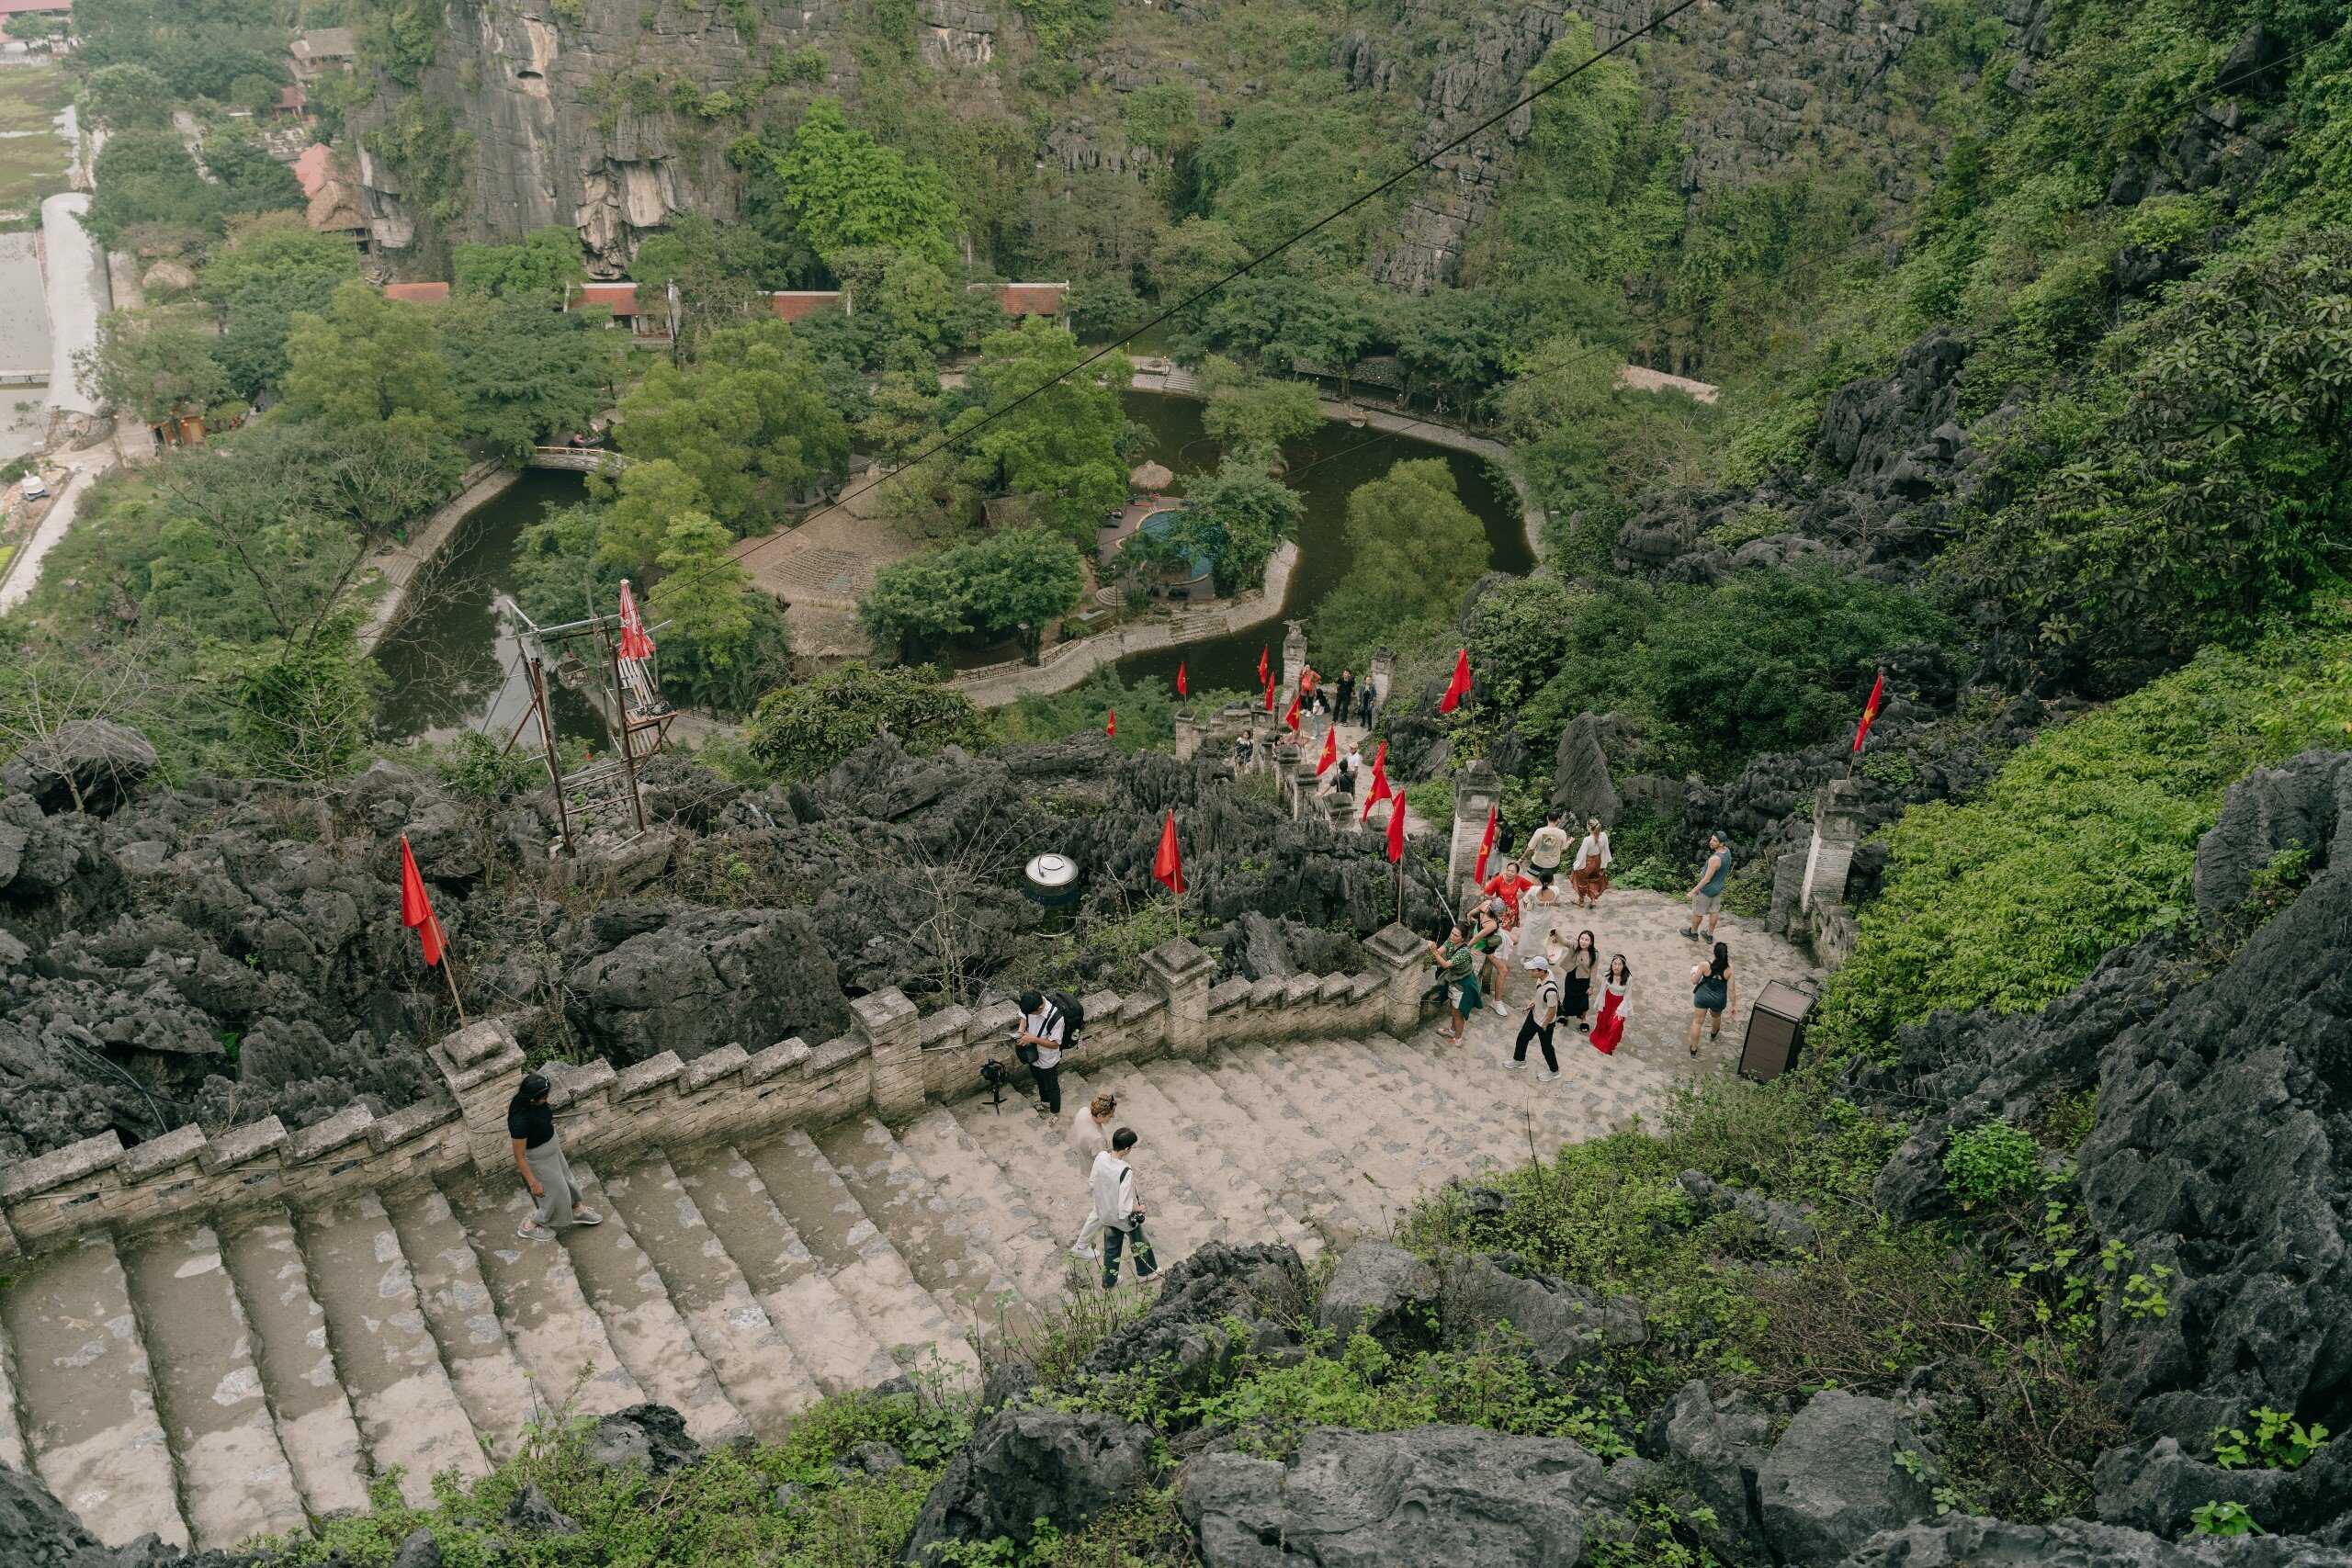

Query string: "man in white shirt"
[1068, 1093, 1116, 1259]
[1090, 1127, 1157, 1290]
[1525, 811, 1572, 907]
[1012, 989, 1067, 1118]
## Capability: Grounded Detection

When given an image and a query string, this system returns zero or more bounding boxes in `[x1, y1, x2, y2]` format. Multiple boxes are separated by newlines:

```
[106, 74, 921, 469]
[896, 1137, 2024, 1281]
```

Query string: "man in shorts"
[1682, 831, 1734, 941]
[1524, 812, 1571, 907]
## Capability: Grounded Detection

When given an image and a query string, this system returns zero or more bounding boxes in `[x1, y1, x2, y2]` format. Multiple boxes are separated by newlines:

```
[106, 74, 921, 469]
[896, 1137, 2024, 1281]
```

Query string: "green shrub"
[2211, 1407, 2332, 1472]
[1941, 1121, 2044, 1208]
[1812, 610, 2352, 1061]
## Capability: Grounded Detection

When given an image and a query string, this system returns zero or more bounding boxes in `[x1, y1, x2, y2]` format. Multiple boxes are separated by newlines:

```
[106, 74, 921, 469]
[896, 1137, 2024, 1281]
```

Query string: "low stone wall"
[950, 541, 1300, 708]
[0, 926, 1435, 1266]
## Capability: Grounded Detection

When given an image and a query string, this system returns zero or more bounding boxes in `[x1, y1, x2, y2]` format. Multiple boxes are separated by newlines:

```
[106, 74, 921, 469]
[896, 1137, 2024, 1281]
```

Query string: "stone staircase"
[0, 1025, 1668, 1553]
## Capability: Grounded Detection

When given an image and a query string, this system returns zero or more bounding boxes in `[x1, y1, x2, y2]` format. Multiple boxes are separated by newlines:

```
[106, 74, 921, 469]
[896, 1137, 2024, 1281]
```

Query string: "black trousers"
[1514, 1014, 1559, 1073]
[1031, 1062, 1062, 1114]
[1102, 1221, 1158, 1289]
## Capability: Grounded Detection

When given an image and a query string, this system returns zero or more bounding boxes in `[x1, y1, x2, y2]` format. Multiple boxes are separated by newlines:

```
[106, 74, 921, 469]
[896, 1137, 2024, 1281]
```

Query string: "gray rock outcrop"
[1441, 1251, 1646, 1371]
[1644, 1381, 1773, 1563]
[582, 1403, 702, 1476]
[1181, 1424, 1645, 1567]
[1077, 1242, 1310, 1393]
[1315, 1242, 1440, 1348]
[900, 1409, 1154, 1561]
[1835, 1515, 2352, 1566]
[1756, 1390, 1937, 1564]
[0, 719, 157, 817]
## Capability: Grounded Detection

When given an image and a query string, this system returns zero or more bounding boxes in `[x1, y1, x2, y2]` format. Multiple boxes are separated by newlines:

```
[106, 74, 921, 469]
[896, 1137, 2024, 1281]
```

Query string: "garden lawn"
[0, 65, 72, 213]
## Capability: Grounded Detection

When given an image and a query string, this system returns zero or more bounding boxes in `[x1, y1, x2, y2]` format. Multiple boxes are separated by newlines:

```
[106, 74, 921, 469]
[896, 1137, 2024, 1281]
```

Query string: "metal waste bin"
[1023, 853, 1081, 929]
[1738, 980, 1815, 1083]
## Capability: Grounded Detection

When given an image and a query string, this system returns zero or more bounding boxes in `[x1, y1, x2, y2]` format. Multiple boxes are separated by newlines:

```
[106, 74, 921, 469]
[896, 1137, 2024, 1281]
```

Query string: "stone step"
[120, 1225, 309, 1551]
[438, 1179, 647, 1426]
[1297, 1036, 1504, 1187]
[1193, 1053, 1386, 1235]
[1102, 1066, 1321, 1259]
[296, 1192, 490, 1506]
[0, 1235, 187, 1548]
[1219, 1043, 1430, 1229]
[1363, 1030, 1566, 1171]
[736, 1128, 978, 1381]
[381, 1185, 541, 1460]
[668, 1143, 901, 1394]
[560, 1166, 748, 1447]
[1144, 1055, 1362, 1244]
[815, 1114, 1030, 1333]
[971, 1065, 1220, 1272]
[888, 1104, 1082, 1312]
[591, 1154, 821, 1440]
[217, 1213, 371, 1521]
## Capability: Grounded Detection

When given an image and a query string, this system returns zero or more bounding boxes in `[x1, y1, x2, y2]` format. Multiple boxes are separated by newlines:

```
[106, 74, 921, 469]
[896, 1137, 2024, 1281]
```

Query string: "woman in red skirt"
[1589, 953, 1631, 1055]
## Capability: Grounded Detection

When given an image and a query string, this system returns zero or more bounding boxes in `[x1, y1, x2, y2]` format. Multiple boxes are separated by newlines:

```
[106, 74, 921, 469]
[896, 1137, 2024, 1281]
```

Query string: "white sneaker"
[1490, 1002, 1510, 1016]
[1545, 1071, 1564, 1088]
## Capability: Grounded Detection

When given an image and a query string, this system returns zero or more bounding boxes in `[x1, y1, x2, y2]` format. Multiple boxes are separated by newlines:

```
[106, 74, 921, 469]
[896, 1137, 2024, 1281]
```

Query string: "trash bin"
[1737, 980, 1815, 1083]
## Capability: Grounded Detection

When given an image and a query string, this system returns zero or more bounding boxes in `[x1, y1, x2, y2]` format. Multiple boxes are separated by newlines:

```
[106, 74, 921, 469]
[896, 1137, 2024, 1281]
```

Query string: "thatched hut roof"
[1128, 459, 1173, 491]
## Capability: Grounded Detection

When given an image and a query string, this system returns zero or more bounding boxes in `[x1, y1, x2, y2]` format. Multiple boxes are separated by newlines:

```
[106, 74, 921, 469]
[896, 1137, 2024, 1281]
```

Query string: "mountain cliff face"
[354, 0, 1988, 283]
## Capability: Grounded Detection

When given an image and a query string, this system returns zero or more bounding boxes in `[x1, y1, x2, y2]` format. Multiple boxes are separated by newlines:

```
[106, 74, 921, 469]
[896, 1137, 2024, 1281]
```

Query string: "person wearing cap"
[1510, 953, 1563, 1082]
[1682, 830, 1734, 942]
[508, 1073, 602, 1241]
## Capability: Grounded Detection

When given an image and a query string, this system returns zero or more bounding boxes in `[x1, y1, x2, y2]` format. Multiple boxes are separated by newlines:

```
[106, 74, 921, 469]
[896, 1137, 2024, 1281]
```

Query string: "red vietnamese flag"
[1106, 708, 1116, 739]
[1175, 661, 1187, 698]
[1317, 726, 1337, 776]
[1438, 648, 1473, 714]
[617, 580, 656, 660]
[1262, 674, 1275, 713]
[1152, 808, 1186, 895]
[398, 835, 446, 968]
[1385, 786, 1408, 863]
[1283, 691, 1302, 734]
[1472, 804, 1498, 885]
[1359, 741, 1391, 822]
[1851, 670, 1887, 754]
[1258, 646, 1270, 686]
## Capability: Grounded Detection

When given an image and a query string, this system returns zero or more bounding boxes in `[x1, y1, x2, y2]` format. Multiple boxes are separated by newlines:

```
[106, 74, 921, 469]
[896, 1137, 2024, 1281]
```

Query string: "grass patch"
[0, 65, 71, 213]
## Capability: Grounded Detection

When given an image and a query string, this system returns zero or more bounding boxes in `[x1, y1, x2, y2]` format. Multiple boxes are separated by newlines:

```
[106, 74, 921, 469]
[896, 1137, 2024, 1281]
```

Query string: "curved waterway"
[371, 392, 1528, 739]
[373, 468, 605, 746]
[1107, 391, 1529, 694]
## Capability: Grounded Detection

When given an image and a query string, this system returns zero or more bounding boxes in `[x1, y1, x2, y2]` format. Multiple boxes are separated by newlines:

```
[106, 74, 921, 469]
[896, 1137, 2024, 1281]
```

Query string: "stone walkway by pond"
[0, 897, 1820, 1552]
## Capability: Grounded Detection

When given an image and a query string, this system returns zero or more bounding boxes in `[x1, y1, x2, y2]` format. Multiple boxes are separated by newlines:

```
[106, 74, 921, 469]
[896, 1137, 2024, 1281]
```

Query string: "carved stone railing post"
[855, 989, 924, 1123]
[1173, 708, 1202, 761]
[1447, 760, 1502, 904]
[1363, 923, 1430, 1038]
[1801, 777, 1866, 913]
[1281, 617, 1307, 698]
[1369, 648, 1396, 711]
[1141, 937, 1216, 1060]
[427, 1018, 527, 1175]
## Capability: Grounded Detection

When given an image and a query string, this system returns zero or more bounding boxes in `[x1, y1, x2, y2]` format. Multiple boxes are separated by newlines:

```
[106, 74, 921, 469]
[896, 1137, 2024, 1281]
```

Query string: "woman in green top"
[1430, 921, 1483, 1043]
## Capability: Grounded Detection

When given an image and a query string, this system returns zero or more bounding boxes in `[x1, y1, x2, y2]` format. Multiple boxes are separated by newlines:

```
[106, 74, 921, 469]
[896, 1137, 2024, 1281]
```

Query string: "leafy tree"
[202, 126, 306, 219]
[4, 12, 68, 42]
[612, 318, 848, 531]
[1396, 288, 1517, 413]
[231, 626, 381, 783]
[85, 131, 222, 246]
[81, 63, 175, 130]
[1198, 357, 1322, 460]
[953, 318, 1132, 544]
[1150, 217, 1249, 309]
[358, 0, 446, 85]
[511, 502, 624, 628]
[452, 228, 588, 304]
[281, 279, 458, 433]
[859, 374, 978, 539]
[763, 98, 959, 268]
[629, 214, 779, 355]
[743, 661, 984, 780]
[1161, 457, 1302, 595]
[199, 215, 362, 400]
[439, 293, 618, 459]
[594, 458, 708, 581]
[1313, 459, 1488, 668]
[650, 511, 757, 678]
[76, 308, 232, 424]
[859, 527, 1085, 662]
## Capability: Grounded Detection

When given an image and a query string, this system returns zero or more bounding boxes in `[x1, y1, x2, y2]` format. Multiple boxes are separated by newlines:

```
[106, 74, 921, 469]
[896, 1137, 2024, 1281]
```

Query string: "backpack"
[1045, 989, 1086, 1049]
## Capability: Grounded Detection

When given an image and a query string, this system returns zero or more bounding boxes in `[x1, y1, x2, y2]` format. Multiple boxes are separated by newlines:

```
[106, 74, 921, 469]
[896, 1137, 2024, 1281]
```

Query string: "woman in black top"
[509, 1073, 601, 1240]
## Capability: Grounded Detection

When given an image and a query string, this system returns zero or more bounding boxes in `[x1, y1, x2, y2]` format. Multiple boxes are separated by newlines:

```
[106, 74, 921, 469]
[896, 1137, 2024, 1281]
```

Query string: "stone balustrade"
[0, 927, 1440, 1266]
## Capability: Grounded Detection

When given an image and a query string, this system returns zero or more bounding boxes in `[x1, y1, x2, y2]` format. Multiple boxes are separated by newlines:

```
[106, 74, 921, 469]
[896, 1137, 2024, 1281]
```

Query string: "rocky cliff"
[0, 725, 1445, 1164]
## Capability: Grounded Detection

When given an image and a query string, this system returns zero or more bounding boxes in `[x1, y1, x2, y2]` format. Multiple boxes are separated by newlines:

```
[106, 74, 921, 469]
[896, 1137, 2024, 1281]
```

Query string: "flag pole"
[437, 950, 469, 1025]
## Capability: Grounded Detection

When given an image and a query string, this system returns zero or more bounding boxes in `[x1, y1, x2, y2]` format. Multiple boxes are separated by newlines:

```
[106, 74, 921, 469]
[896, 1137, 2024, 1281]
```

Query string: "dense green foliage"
[453, 228, 591, 304]
[951, 320, 1136, 545]
[199, 217, 365, 401]
[612, 319, 850, 532]
[860, 528, 1089, 662]
[1813, 607, 2352, 1060]
[84, 128, 303, 247]
[1123, 459, 1302, 598]
[763, 98, 961, 268]
[72, 0, 288, 106]
[1314, 459, 1488, 669]
[742, 661, 987, 780]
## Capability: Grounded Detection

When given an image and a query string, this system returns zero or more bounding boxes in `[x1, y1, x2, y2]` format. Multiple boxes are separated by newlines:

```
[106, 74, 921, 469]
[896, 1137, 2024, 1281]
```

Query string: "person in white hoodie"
[1090, 1126, 1158, 1290]
[1068, 1093, 1117, 1260]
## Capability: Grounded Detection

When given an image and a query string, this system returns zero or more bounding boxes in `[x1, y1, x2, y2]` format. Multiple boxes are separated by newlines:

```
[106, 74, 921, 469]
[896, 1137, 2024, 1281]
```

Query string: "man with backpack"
[1509, 954, 1563, 1083]
[1091, 1126, 1158, 1290]
[1012, 988, 1081, 1117]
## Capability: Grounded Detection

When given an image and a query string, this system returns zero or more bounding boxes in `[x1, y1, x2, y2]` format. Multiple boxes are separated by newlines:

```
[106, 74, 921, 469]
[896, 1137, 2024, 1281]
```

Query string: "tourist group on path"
[1428, 818, 1740, 1084]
